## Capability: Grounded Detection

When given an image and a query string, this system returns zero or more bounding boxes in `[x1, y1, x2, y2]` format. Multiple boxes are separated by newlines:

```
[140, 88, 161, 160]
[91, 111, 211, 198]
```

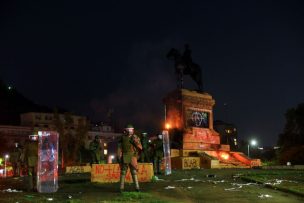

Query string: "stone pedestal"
[163, 88, 260, 169]
[163, 89, 220, 150]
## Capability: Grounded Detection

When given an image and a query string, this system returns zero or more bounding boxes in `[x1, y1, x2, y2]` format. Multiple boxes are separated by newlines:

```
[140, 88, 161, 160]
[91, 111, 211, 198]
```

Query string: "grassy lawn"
[1, 169, 304, 202]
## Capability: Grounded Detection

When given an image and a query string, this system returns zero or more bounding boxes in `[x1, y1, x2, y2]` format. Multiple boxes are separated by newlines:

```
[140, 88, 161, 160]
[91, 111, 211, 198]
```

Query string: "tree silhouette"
[278, 103, 304, 164]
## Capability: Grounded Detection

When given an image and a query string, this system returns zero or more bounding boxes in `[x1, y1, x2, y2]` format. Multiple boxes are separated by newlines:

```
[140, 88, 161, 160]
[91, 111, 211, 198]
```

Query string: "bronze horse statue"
[166, 46, 203, 91]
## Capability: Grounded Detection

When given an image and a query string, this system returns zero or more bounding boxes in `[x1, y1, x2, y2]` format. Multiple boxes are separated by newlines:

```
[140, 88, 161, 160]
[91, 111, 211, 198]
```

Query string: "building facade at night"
[20, 112, 87, 130]
[213, 120, 238, 151]
[0, 125, 33, 147]
[0, 112, 121, 160]
[86, 122, 122, 160]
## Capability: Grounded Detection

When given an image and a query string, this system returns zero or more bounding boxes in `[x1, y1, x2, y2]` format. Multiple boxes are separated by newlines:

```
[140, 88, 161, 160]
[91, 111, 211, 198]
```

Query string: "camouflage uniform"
[24, 137, 38, 191]
[152, 135, 164, 175]
[139, 133, 150, 163]
[89, 136, 101, 164]
[117, 125, 142, 192]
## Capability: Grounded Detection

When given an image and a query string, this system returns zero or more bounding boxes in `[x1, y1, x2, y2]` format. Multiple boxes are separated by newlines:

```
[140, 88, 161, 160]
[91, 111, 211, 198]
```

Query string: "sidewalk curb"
[241, 176, 304, 197]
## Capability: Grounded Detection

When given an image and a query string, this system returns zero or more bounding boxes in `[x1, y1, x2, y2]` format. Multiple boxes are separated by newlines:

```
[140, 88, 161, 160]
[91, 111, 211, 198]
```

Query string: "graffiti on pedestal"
[92, 163, 153, 183]
[183, 157, 200, 169]
[185, 109, 209, 128]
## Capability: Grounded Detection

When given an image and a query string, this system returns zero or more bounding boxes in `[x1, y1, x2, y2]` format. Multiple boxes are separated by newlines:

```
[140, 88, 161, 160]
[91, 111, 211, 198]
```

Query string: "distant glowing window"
[104, 149, 108, 155]
[104, 143, 107, 147]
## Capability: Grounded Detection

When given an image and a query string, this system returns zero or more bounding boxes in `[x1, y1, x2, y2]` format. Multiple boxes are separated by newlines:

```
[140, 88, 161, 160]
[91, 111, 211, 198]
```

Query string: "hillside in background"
[0, 79, 59, 125]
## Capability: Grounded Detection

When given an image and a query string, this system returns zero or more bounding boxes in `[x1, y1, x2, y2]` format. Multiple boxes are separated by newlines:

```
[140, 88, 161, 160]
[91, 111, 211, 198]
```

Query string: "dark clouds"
[1, 0, 304, 145]
[88, 40, 179, 132]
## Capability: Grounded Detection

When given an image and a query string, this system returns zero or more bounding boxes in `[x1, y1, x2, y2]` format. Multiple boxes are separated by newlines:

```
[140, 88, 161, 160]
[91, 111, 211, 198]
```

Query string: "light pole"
[247, 140, 257, 158]
[4, 154, 9, 178]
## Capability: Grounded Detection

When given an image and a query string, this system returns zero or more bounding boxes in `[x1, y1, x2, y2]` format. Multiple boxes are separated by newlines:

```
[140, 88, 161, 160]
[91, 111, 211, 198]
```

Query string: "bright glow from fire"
[165, 123, 171, 129]
[220, 152, 229, 160]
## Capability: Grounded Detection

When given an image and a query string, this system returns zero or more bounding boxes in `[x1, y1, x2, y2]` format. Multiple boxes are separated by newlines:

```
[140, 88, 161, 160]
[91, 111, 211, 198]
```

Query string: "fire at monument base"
[163, 89, 261, 169]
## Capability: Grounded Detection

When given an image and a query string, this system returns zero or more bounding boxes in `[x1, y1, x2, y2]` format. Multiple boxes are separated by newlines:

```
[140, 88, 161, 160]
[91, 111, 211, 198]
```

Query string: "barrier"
[170, 149, 180, 157]
[171, 157, 201, 169]
[91, 163, 153, 183]
[66, 165, 91, 173]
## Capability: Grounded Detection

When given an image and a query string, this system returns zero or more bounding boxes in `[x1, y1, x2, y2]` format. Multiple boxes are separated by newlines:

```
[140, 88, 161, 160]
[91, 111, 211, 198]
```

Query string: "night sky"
[1, 1, 304, 146]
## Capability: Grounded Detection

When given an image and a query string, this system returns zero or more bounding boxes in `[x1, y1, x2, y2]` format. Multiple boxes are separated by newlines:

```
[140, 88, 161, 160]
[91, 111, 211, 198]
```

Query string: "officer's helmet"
[125, 124, 134, 134]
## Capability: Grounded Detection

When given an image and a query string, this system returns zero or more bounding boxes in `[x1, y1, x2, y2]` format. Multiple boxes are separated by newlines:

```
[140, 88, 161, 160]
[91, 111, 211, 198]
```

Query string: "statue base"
[164, 89, 261, 169]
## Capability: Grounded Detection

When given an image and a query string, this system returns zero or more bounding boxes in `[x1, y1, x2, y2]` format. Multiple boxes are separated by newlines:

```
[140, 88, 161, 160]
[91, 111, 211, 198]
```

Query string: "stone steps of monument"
[219, 156, 250, 168]
[219, 160, 250, 168]
[219, 163, 250, 169]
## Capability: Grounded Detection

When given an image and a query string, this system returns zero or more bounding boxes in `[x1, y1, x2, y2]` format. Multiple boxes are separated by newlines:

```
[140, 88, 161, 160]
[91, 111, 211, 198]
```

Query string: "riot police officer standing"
[117, 124, 142, 192]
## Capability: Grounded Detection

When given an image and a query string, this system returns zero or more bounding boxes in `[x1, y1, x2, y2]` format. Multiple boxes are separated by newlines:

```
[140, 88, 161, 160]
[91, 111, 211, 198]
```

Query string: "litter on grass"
[225, 182, 257, 191]
[264, 179, 298, 186]
[209, 180, 225, 184]
[206, 174, 216, 178]
[1, 188, 22, 193]
[258, 194, 273, 199]
[187, 186, 193, 189]
[175, 177, 202, 182]
[164, 186, 176, 189]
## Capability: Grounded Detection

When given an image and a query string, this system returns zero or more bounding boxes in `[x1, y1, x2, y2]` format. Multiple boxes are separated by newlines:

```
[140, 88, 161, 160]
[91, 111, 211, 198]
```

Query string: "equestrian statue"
[167, 44, 203, 92]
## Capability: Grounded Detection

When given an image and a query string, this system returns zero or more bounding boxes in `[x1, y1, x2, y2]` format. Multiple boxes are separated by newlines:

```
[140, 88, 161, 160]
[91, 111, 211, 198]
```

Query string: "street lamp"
[247, 140, 257, 158]
[4, 154, 9, 178]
